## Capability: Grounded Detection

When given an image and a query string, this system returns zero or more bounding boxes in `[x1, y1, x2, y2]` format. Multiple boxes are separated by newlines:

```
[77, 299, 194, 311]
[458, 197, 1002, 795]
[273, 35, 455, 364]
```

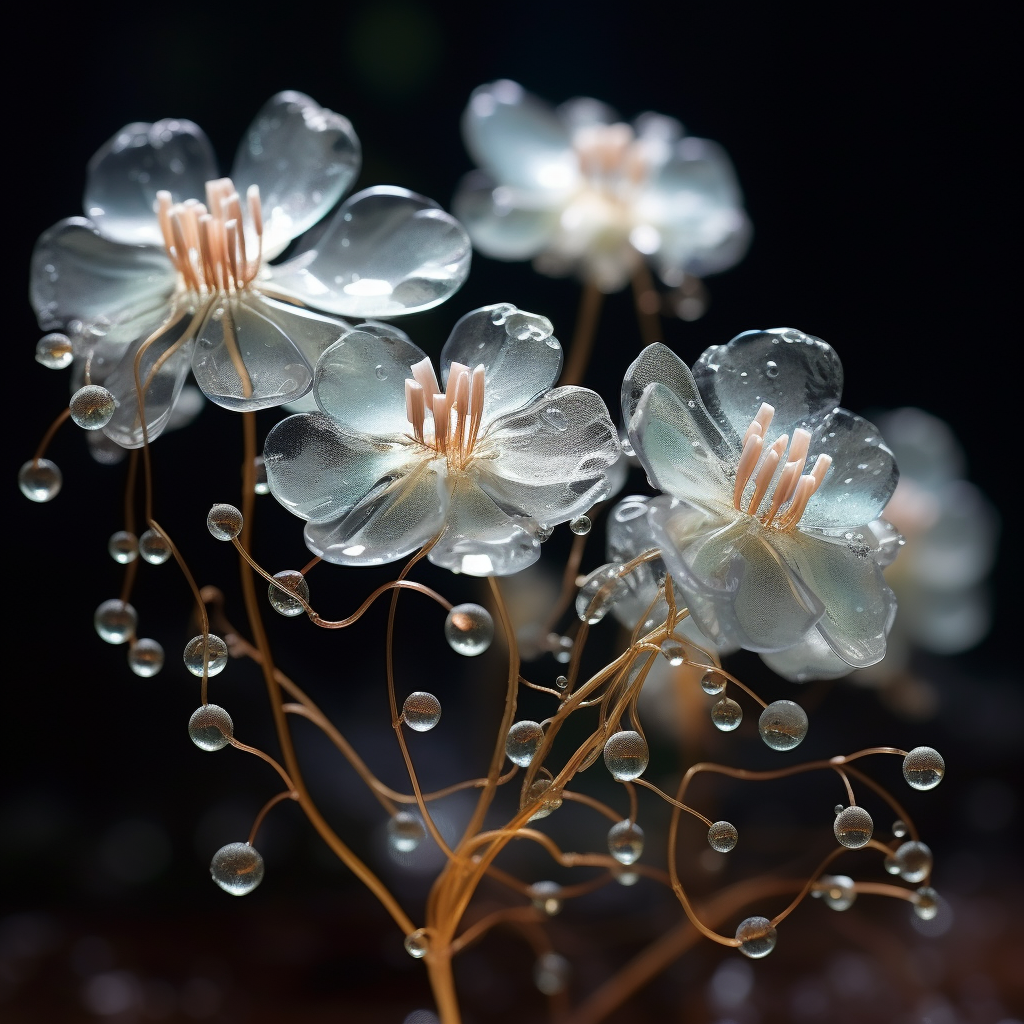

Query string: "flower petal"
[84, 120, 217, 245]
[304, 461, 448, 566]
[452, 171, 560, 260]
[313, 323, 428, 437]
[231, 91, 361, 259]
[463, 80, 579, 191]
[265, 186, 471, 317]
[476, 386, 620, 525]
[760, 630, 854, 683]
[264, 411, 418, 523]
[429, 477, 541, 576]
[692, 328, 844, 446]
[30, 218, 176, 332]
[439, 303, 562, 422]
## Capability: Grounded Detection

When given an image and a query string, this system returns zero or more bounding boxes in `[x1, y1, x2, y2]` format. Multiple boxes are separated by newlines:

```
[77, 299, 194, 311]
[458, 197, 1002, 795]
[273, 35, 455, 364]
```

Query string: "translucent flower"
[264, 303, 621, 575]
[31, 91, 472, 445]
[623, 330, 900, 678]
[454, 80, 749, 292]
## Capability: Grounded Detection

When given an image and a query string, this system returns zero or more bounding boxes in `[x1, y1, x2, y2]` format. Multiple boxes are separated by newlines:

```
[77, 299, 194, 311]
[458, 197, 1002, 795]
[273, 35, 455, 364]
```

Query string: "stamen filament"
[746, 434, 788, 516]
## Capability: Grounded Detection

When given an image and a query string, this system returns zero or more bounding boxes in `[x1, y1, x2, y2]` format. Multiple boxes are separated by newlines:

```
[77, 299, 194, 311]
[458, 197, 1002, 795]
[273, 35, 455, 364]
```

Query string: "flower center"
[155, 178, 264, 294]
[572, 123, 650, 194]
[404, 357, 486, 470]
[732, 403, 832, 530]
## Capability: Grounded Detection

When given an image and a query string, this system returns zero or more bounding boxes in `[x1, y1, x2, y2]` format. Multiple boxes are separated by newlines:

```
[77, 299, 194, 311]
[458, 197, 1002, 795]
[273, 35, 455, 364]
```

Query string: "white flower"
[31, 91, 471, 446]
[264, 304, 621, 576]
[454, 80, 749, 292]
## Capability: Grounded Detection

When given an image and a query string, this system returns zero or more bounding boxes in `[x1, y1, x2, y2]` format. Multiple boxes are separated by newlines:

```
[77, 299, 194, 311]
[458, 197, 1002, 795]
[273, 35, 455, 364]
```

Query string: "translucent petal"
[875, 407, 965, 489]
[191, 293, 317, 411]
[904, 584, 992, 654]
[265, 187, 471, 317]
[463, 80, 579, 191]
[313, 324, 428, 436]
[692, 328, 844, 447]
[31, 218, 176, 332]
[84, 119, 217, 245]
[439, 304, 562, 422]
[304, 462, 448, 566]
[259, 295, 352, 372]
[231, 91, 361, 259]
[761, 630, 853, 683]
[264, 412, 418, 522]
[556, 96, 619, 133]
[429, 478, 541, 576]
[649, 496, 824, 652]
[476, 386, 620, 525]
[452, 171, 560, 260]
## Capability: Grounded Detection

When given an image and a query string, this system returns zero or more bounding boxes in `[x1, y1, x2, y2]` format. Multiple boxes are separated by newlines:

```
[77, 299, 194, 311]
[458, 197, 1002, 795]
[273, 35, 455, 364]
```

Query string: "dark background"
[3, 3, 1020, 1022]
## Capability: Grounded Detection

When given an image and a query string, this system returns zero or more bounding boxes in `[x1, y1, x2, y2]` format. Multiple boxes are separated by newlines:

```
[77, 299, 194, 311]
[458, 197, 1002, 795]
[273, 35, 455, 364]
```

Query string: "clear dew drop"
[614, 868, 640, 886]
[506, 720, 544, 767]
[189, 704, 233, 751]
[541, 406, 568, 431]
[69, 385, 116, 430]
[529, 881, 563, 915]
[534, 952, 570, 996]
[660, 638, 685, 666]
[884, 854, 901, 875]
[569, 515, 592, 536]
[607, 820, 644, 865]
[819, 874, 857, 911]
[894, 840, 932, 883]
[18, 458, 62, 502]
[207, 503, 243, 542]
[707, 821, 738, 853]
[108, 530, 138, 564]
[700, 669, 727, 695]
[35, 332, 73, 369]
[575, 564, 627, 624]
[834, 804, 844, 816]
[524, 778, 562, 821]
[183, 634, 229, 677]
[758, 700, 808, 751]
[374, 364, 387, 381]
[94, 599, 137, 645]
[903, 746, 945, 790]
[444, 603, 494, 656]
[138, 529, 172, 565]
[268, 570, 309, 617]
[554, 635, 573, 663]
[913, 886, 940, 921]
[404, 929, 429, 958]
[210, 842, 264, 895]
[711, 697, 742, 732]
[128, 638, 164, 677]
[387, 811, 426, 853]
[892, 819, 908, 838]
[735, 916, 777, 959]
[833, 806, 873, 848]
[402, 691, 442, 732]
[555, 675, 568, 690]
[765, 360, 779, 378]
[603, 731, 649, 781]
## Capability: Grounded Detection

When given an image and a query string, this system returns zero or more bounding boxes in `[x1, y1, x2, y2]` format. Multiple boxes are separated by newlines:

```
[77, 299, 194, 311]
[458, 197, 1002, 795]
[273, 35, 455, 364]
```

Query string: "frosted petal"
[313, 324, 428, 436]
[429, 478, 540, 576]
[305, 462, 447, 566]
[692, 328, 844, 447]
[264, 412, 417, 523]
[875, 407, 965, 489]
[232, 91, 361, 259]
[556, 97, 619, 132]
[191, 293, 316, 411]
[761, 630, 853, 683]
[452, 171, 560, 260]
[477, 386, 620, 525]
[463, 80, 578, 191]
[439, 304, 562, 421]
[258, 296, 352, 372]
[31, 218, 176, 332]
[84, 119, 217, 245]
[265, 186, 471, 317]
[904, 584, 992, 655]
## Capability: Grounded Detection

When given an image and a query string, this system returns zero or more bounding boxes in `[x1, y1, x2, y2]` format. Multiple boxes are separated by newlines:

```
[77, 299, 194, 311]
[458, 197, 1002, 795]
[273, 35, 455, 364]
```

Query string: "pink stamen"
[732, 433, 764, 509]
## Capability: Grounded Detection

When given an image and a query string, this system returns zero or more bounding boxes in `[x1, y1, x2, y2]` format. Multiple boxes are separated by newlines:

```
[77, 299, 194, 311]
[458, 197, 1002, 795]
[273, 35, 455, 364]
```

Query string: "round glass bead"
[555, 675, 568, 689]
[707, 821, 738, 853]
[614, 868, 640, 886]
[69, 385, 115, 430]
[107, 530, 138, 564]
[660, 638, 685, 666]
[711, 697, 743, 732]
[607, 820, 644, 865]
[404, 929, 429, 958]
[183, 634, 229, 677]
[387, 812, 426, 853]
[903, 746, 945, 790]
[529, 881, 563, 915]
[892, 819, 908, 838]
[506, 720, 544, 767]
[913, 886, 940, 921]
[569, 514, 592, 535]
[128, 638, 164, 677]
[735, 916, 777, 958]
[253, 455, 270, 495]
[18, 459, 62, 502]
[207, 503, 244, 541]
[268, 570, 309, 617]
[758, 700, 809, 750]
[820, 874, 857, 911]
[575, 564, 627, 624]
[894, 840, 932, 883]
[94, 599, 137, 645]
[603, 730, 649, 781]
[138, 529, 171, 565]
[188, 704, 233, 751]
[833, 806, 873, 848]
[884, 854, 901, 875]
[700, 669, 727, 695]
[35, 332, 73, 369]
[444, 604, 493, 656]
[402, 692, 442, 732]
[210, 842, 264, 895]
[534, 952, 570, 995]
[525, 779, 562, 821]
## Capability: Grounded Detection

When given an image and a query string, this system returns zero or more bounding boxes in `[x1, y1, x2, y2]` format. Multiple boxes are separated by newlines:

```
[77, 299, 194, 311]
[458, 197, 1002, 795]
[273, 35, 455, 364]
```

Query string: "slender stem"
[630, 261, 661, 346]
[560, 282, 604, 387]
[32, 407, 71, 462]
[247, 790, 297, 845]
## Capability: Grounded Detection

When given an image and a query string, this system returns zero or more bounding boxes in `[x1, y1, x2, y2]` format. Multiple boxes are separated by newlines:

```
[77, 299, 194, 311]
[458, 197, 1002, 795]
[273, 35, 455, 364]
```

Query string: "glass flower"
[623, 330, 900, 678]
[30, 91, 472, 445]
[264, 304, 621, 576]
[454, 80, 749, 292]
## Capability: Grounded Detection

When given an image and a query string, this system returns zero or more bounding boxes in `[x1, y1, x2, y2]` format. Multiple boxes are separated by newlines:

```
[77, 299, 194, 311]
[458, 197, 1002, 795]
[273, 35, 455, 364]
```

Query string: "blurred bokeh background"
[4, 3, 1020, 1022]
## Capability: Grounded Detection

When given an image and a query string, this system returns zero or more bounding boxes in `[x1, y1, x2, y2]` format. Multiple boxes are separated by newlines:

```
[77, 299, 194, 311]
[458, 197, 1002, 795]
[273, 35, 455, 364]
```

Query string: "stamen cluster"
[404, 358, 487, 469]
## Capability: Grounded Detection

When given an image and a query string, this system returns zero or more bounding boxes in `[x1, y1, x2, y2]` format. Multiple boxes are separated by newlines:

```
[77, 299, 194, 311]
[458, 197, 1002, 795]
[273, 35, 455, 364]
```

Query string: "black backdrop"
[4, 4, 1020, 1022]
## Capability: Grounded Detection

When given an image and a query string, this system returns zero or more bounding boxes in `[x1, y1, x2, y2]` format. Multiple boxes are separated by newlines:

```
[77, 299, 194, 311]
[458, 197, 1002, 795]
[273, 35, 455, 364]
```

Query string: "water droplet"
[541, 406, 568, 431]
[108, 531, 138, 564]
[833, 806, 873, 848]
[534, 952, 570, 995]
[524, 778, 562, 820]
[735, 916, 777, 958]
[70, 385, 115, 430]
[189, 704, 233, 750]
[660, 638, 685, 666]
[139, 529, 171, 565]
[35, 333, 73, 369]
[402, 692, 441, 732]
[555, 674, 568, 689]
[758, 700, 808, 750]
[128, 638, 164, 677]
[529, 880, 563, 915]
[489, 303, 515, 326]
[387, 812, 426, 853]
[903, 746, 944, 790]
[819, 874, 856, 911]
[765, 360, 779, 378]
[603, 731, 649, 781]
[183, 634, 228, 677]
[711, 697, 742, 732]
[210, 842, 263, 895]
[253, 455, 270, 495]
[700, 669, 727, 695]
[893, 840, 932, 883]
[614, 869, 640, 886]
[504, 310, 553, 342]
[404, 929, 429, 958]
[575, 564, 627, 624]
[913, 886, 940, 920]
[444, 604, 494, 656]
[374, 364, 387, 381]
[569, 515, 592, 536]
[707, 821, 738, 852]
[94, 600, 137, 644]
[892, 819, 908, 838]
[506, 720, 544, 767]
[607, 820, 644, 864]
[268, 570, 309, 617]
[207, 503, 243, 541]
[884, 853, 901, 875]
[18, 458, 62, 502]
[554, 635, 573, 664]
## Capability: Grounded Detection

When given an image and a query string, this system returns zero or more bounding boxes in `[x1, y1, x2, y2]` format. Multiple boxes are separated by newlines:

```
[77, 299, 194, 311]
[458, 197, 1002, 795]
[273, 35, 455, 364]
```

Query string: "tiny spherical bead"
[183, 634, 228, 677]
[189, 704, 233, 751]
[603, 731, 649, 781]
[607, 820, 644, 865]
[35, 332, 73, 369]
[569, 515, 592, 535]
[253, 456, 270, 495]
[69, 385, 116, 429]
[833, 806, 874, 848]
[903, 746, 945, 790]
[913, 886, 940, 920]
[758, 700, 808, 750]
[529, 881, 563, 915]
[128, 638, 164, 677]
[108, 530, 138, 564]
[138, 529, 171, 565]
[94, 599, 137, 644]
[894, 840, 933, 883]
[533, 952, 570, 995]
[404, 929, 429, 958]
[707, 821, 738, 853]
[207, 503, 244, 541]
[444, 604, 494, 656]
[387, 812, 426, 853]
[700, 669, 727, 695]
[267, 570, 309, 617]
[506, 721, 544, 767]
[660, 638, 685, 666]
[735, 916, 777, 958]
[525, 779, 562, 821]
[819, 874, 857, 911]
[711, 697, 742, 732]
[18, 459, 62, 502]
[402, 692, 442, 732]
[210, 842, 263, 895]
